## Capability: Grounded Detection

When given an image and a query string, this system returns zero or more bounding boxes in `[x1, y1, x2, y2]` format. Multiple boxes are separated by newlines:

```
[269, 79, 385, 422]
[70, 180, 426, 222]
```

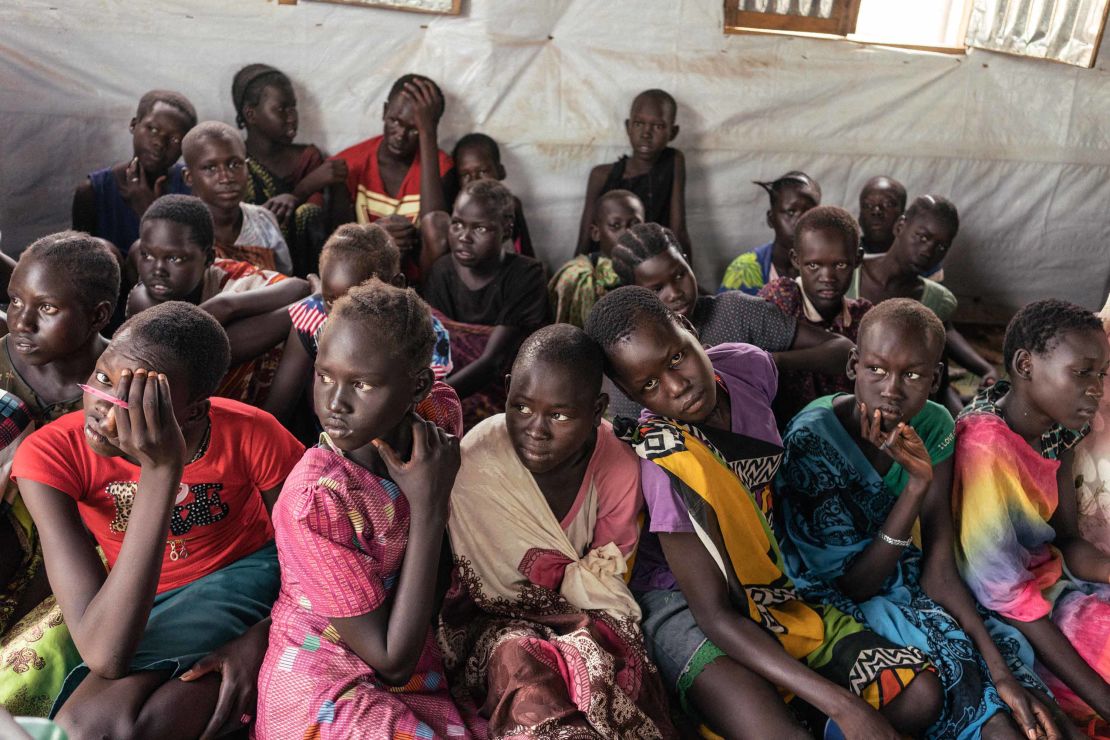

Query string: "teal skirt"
[51, 541, 279, 717]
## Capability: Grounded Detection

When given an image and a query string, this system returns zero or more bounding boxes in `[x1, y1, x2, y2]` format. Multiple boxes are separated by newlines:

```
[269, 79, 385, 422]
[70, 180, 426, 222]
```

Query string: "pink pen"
[78, 384, 129, 410]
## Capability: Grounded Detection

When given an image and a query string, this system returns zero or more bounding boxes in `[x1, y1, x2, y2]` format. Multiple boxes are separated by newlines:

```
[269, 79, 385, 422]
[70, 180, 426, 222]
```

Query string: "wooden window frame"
[724, 0, 978, 56]
[724, 0, 863, 37]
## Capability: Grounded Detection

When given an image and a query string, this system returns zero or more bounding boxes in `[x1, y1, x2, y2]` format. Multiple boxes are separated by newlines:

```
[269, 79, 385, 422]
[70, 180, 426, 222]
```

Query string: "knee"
[55, 700, 137, 740]
[895, 669, 944, 730]
[488, 633, 555, 679]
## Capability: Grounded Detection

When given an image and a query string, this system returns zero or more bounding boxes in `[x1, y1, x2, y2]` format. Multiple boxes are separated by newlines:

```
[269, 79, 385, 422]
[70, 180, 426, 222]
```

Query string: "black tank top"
[599, 146, 676, 226]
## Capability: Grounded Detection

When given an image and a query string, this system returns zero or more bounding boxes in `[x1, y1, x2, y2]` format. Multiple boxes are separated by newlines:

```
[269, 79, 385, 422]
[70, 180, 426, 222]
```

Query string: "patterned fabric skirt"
[637, 586, 931, 735]
[0, 598, 79, 717]
[797, 549, 1045, 740]
[1039, 583, 1110, 735]
[439, 562, 677, 739]
[430, 310, 504, 431]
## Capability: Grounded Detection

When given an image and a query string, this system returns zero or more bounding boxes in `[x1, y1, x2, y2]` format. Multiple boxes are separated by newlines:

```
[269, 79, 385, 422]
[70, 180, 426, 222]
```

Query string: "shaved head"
[512, 324, 604, 397]
[181, 120, 244, 165]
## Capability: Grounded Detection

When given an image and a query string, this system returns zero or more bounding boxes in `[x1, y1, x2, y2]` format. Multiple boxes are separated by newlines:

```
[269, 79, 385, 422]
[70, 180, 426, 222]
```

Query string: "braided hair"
[610, 223, 684, 286]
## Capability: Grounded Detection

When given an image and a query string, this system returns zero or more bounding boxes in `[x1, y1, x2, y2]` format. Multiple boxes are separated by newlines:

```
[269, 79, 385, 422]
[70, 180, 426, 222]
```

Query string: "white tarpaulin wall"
[3, 0, 1110, 318]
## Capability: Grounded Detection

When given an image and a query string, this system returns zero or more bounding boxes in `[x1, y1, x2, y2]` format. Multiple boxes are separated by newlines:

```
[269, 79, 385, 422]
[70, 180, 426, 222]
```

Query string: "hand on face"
[859, 402, 933, 485]
[402, 79, 443, 136]
[373, 417, 459, 519]
[119, 157, 168, 215]
[111, 369, 187, 470]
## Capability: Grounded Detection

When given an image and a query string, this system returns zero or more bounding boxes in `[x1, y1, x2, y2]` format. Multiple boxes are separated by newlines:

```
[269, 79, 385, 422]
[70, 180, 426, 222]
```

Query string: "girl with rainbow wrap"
[954, 299, 1110, 732]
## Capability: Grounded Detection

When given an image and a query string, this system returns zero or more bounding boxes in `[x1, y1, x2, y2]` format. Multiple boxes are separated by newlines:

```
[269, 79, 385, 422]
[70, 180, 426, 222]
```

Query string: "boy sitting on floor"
[127, 194, 308, 406]
[330, 74, 452, 283]
[72, 90, 197, 256]
[181, 121, 293, 275]
[759, 206, 872, 425]
[576, 89, 689, 257]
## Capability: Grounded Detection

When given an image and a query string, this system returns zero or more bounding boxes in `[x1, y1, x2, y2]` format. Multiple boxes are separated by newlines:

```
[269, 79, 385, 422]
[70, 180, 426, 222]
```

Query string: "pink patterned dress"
[255, 384, 485, 739]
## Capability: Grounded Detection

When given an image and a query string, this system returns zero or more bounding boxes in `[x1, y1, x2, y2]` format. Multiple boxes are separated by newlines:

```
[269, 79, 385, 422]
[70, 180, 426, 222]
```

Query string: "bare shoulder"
[589, 162, 613, 180]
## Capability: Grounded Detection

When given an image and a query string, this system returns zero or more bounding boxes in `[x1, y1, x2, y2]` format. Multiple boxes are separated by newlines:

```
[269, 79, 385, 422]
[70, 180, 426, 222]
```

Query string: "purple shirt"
[629, 343, 780, 593]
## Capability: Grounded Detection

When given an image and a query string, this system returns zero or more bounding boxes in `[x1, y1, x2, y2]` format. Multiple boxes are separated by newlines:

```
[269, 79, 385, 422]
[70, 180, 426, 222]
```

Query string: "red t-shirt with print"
[12, 397, 304, 593]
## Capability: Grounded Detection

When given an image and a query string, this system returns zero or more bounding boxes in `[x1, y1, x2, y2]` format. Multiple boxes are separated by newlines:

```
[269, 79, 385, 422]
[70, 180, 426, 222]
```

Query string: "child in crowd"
[232, 63, 338, 276]
[549, 189, 644, 327]
[859, 195, 998, 414]
[72, 90, 196, 255]
[255, 280, 484, 739]
[422, 180, 550, 427]
[759, 206, 872, 425]
[584, 287, 942, 739]
[954, 299, 1110, 727]
[440, 325, 675, 737]
[606, 223, 854, 420]
[858, 176, 907, 256]
[127, 194, 309, 406]
[181, 121, 293, 274]
[443, 133, 533, 257]
[776, 299, 1060, 739]
[858, 176, 943, 279]
[576, 89, 689, 256]
[720, 171, 820, 295]
[331, 74, 452, 282]
[264, 222, 452, 429]
[14, 302, 303, 738]
[1074, 292, 1110, 554]
[0, 233, 119, 716]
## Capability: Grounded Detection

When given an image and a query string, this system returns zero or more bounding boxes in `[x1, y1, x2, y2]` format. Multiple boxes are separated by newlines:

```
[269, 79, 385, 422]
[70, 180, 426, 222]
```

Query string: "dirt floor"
[949, 322, 1006, 400]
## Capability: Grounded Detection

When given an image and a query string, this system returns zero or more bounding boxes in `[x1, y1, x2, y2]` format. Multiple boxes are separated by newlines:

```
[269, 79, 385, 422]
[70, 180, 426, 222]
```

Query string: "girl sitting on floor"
[954, 299, 1110, 729]
[255, 280, 484, 739]
[14, 302, 304, 739]
[231, 63, 340, 276]
[440, 324, 675, 737]
[585, 286, 943, 739]
[776, 298, 1061, 739]
[0, 233, 120, 716]
[422, 179, 550, 428]
[127, 194, 309, 407]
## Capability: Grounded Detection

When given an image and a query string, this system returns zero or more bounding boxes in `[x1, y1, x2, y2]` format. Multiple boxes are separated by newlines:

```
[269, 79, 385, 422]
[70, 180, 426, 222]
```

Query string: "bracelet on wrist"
[877, 530, 912, 548]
